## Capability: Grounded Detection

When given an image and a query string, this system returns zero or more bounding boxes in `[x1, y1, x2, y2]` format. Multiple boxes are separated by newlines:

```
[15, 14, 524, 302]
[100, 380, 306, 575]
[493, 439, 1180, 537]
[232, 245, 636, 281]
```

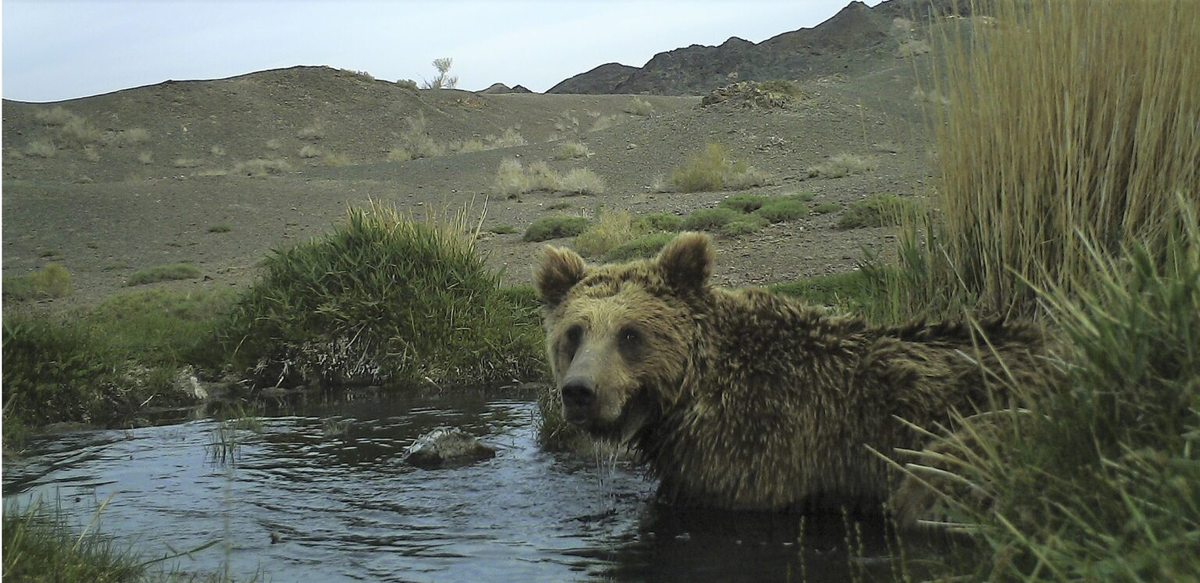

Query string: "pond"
[2, 390, 932, 582]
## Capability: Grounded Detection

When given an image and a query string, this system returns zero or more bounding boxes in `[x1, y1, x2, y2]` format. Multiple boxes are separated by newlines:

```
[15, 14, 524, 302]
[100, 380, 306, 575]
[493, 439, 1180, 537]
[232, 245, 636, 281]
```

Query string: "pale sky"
[2, 1, 880, 103]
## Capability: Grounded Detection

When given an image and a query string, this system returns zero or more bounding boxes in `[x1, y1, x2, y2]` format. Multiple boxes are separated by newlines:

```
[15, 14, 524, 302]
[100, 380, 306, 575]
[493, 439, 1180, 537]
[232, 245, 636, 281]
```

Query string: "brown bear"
[536, 232, 1052, 521]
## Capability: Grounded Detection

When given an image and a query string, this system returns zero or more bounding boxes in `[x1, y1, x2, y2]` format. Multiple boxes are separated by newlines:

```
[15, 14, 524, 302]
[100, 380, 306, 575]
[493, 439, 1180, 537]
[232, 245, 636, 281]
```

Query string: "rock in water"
[403, 427, 496, 469]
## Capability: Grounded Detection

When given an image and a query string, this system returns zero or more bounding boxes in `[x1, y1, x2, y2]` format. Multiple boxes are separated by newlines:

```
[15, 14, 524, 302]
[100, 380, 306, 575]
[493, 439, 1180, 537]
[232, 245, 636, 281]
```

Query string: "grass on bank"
[125, 264, 202, 287]
[869, 0, 1200, 579]
[225, 201, 545, 388]
[2, 502, 143, 582]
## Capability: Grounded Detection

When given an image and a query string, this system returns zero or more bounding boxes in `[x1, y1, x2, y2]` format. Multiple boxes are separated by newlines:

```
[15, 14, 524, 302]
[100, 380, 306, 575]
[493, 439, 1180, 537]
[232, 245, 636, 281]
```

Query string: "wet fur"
[537, 233, 1052, 521]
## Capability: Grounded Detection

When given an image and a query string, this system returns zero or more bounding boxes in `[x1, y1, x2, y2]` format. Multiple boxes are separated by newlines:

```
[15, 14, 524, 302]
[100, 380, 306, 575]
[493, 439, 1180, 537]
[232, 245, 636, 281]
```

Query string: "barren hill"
[546, 0, 958, 95]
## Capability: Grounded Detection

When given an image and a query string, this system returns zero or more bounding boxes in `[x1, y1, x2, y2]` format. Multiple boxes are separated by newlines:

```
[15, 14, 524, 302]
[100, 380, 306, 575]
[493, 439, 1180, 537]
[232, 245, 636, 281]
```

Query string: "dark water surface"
[3, 392, 928, 582]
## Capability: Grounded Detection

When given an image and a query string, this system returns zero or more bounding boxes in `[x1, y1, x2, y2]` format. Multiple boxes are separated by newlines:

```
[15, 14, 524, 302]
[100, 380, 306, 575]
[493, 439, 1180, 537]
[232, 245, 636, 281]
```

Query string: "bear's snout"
[560, 378, 597, 424]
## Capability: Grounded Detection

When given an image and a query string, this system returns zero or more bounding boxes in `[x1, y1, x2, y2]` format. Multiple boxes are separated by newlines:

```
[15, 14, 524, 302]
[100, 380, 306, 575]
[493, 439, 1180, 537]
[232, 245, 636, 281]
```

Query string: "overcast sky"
[2, 1, 880, 103]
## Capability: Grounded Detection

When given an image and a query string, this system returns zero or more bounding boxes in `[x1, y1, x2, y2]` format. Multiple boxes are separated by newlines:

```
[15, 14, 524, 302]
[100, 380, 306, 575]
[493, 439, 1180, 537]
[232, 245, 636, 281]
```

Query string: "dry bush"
[590, 115, 621, 132]
[574, 208, 652, 257]
[323, 153, 351, 167]
[624, 97, 654, 116]
[108, 128, 150, 146]
[558, 168, 606, 195]
[137, 152, 153, 165]
[24, 139, 56, 158]
[58, 117, 103, 148]
[299, 145, 322, 159]
[485, 127, 526, 149]
[492, 158, 605, 197]
[34, 107, 76, 126]
[806, 154, 877, 178]
[395, 79, 419, 91]
[210, 145, 226, 157]
[554, 141, 592, 160]
[724, 166, 773, 189]
[670, 142, 767, 192]
[297, 123, 325, 141]
[493, 158, 531, 198]
[233, 158, 291, 177]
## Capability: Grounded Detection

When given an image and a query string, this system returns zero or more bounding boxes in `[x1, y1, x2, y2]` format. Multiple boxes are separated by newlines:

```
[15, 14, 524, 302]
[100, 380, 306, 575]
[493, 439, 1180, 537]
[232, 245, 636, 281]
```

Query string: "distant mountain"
[478, 83, 533, 94]
[547, 0, 957, 95]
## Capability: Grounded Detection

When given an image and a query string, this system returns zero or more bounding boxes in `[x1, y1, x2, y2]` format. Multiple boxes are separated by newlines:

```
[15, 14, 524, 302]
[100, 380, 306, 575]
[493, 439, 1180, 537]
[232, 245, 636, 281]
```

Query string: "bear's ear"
[657, 232, 713, 292]
[536, 245, 586, 306]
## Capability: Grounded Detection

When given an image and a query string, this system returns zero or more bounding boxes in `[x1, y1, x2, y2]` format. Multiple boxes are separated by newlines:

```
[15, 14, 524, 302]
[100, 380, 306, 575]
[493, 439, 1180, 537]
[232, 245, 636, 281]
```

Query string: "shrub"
[641, 212, 684, 232]
[488, 224, 518, 235]
[423, 57, 458, 90]
[670, 143, 767, 192]
[299, 145, 322, 159]
[233, 158, 291, 177]
[34, 106, 76, 126]
[323, 153, 351, 167]
[3, 263, 72, 300]
[110, 128, 150, 146]
[125, 264, 202, 286]
[719, 218, 764, 237]
[24, 139, 56, 158]
[574, 209, 651, 258]
[681, 208, 741, 231]
[523, 215, 590, 242]
[813, 203, 841, 214]
[396, 79, 419, 91]
[225, 202, 543, 387]
[754, 198, 808, 223]
[558, 168, 606, 195]
[485, 128, 526, 149]
[553, 141, 592, 160]
[718, 193, 767, 213]
[807, 154, 876, 178]
[297, 123, 325, 141]
[624, 97, 654, 116]
[493, 158, 531, 198]
[604, 232, 676, 262]
[836, 194, 919, 230]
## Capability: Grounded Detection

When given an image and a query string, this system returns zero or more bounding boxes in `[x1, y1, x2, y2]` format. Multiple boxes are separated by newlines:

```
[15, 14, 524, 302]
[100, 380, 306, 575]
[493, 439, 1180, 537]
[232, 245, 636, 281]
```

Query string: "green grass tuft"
[125, 264, 202, 286]
[718, 193, 767, 213]
[603, 232, 677, 262]
[3, 263, 72, 300]
[836, 194, 919, 230]
[641, 212, 684, 232]
[754, 198, 809, 223]
[523, 216, 590, 242]
[681, 208, 742, 231]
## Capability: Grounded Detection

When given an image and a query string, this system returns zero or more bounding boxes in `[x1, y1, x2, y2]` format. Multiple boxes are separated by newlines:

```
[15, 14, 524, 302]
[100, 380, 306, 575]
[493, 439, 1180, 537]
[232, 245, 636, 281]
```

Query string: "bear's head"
[535, 232, 713, 442]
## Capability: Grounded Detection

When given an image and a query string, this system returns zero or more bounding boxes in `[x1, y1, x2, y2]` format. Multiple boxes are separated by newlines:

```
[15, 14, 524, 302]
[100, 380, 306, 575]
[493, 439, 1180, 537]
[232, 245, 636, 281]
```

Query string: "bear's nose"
[561, 379, 596, 410]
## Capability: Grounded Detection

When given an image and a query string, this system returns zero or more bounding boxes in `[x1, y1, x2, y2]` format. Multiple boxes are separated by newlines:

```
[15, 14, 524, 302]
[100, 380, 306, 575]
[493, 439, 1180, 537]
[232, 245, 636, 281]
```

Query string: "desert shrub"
[603, 232, 677, 262]
[396, 79, 419, 91]
[486, 127, 526, 149]
[670, 143, 766, 192]
[488, 224, 518, 235]
[297, 123, 325, 141]
[807, 154, 876, 178]
[493, 158, 531, 198]
[523, 215, 590, 242]
[574, 209, 651, 258]
[813, 203, 841, 214]
[392, 114, 445, 160]
[681, 207, 741, 231]
[34, 106, 76, 126]
[225, 202, 543, 387]
[109, 128, 150, 146]
[837, 194, 921, 230]
[754, 198, 809, 223]
[718, 193, 767, 213]
[589, 114, 621, 132]
[209, 145, 225, 157]
[3, 263, 72, 300]
[558, 168, 606, 195]
[423, 57, 458, 90]
[719, 218, 765, 237]
[553, 141, 592, 160]
[323, 153, 351, 167]
[24, 139, 56, 158]
[641, 212, 684, 232]
[299, 145, 322, 159]
[125, 264, 202, 286]
[233, 158, 291, 177]
[624, 97, 654, 116]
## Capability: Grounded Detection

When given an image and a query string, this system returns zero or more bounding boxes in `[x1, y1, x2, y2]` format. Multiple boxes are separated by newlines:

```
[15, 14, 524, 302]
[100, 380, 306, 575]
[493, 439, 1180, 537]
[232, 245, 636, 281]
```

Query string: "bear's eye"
[563, 324, 584, 357]
[617, 325, 643, 360]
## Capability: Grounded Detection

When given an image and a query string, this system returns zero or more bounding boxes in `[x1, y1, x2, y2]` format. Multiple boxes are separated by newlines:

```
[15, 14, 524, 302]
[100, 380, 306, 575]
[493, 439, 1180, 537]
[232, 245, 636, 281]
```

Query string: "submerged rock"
[403, 427, 496, 469]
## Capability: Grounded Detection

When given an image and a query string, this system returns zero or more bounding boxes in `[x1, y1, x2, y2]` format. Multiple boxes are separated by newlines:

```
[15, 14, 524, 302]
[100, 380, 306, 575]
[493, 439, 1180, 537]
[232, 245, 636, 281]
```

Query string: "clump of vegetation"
[488, 224, 518, 235]
[172, 157, 202, 169]
[641, 212, 684, 232]
[24, 139, 56, 158]
[522, 215, 590, 242]
[296, 122, 325, 141]
[624, 97, 654, 116]
[869, 1, 1200, 578]
[2, 503, 144, 582]
[768, 270, 876, 313]
[701, 80, 807, 108]
[719, 218, 766, 237]
[604, 232, 676, 262]
[125, 263, 202, 286]
[836, 194, 919, 230]
[208, 224, 232, 233]
[681, 207, 742, 231]
[671, 143, 771, 192]
[299, 145, 322, 159]
[226, 202, 544, 387]
[422, 57, 458, 90]
[753, 196, 809, 223]
[232, 158, 291, 177]
[573, 209, 652, 258]
[806, 154, 877, 178]
[322, 153, 351, 167]
[718, 193, 767, 213]
[493, 158, 606, 197]
[34, 106, 77, 127]
[396, 78, 419, 91]
[553, 141, 592, 160]
[813, 203, 841, 214]
[3, 263, 72, 300]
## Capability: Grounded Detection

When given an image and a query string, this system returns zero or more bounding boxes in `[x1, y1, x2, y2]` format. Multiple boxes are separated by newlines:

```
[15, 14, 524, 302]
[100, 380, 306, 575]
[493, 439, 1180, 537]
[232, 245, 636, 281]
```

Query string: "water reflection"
[2, 391, 929, 582]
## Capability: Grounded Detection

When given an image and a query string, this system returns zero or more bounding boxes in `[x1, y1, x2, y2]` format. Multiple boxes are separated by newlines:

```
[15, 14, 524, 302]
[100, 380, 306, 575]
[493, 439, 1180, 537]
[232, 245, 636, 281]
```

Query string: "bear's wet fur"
[536, 232, 1052, 522]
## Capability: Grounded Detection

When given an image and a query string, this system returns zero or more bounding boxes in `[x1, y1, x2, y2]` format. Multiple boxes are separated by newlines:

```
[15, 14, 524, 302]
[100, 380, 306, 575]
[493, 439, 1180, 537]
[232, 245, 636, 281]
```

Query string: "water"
[2, 391, 925, 582]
